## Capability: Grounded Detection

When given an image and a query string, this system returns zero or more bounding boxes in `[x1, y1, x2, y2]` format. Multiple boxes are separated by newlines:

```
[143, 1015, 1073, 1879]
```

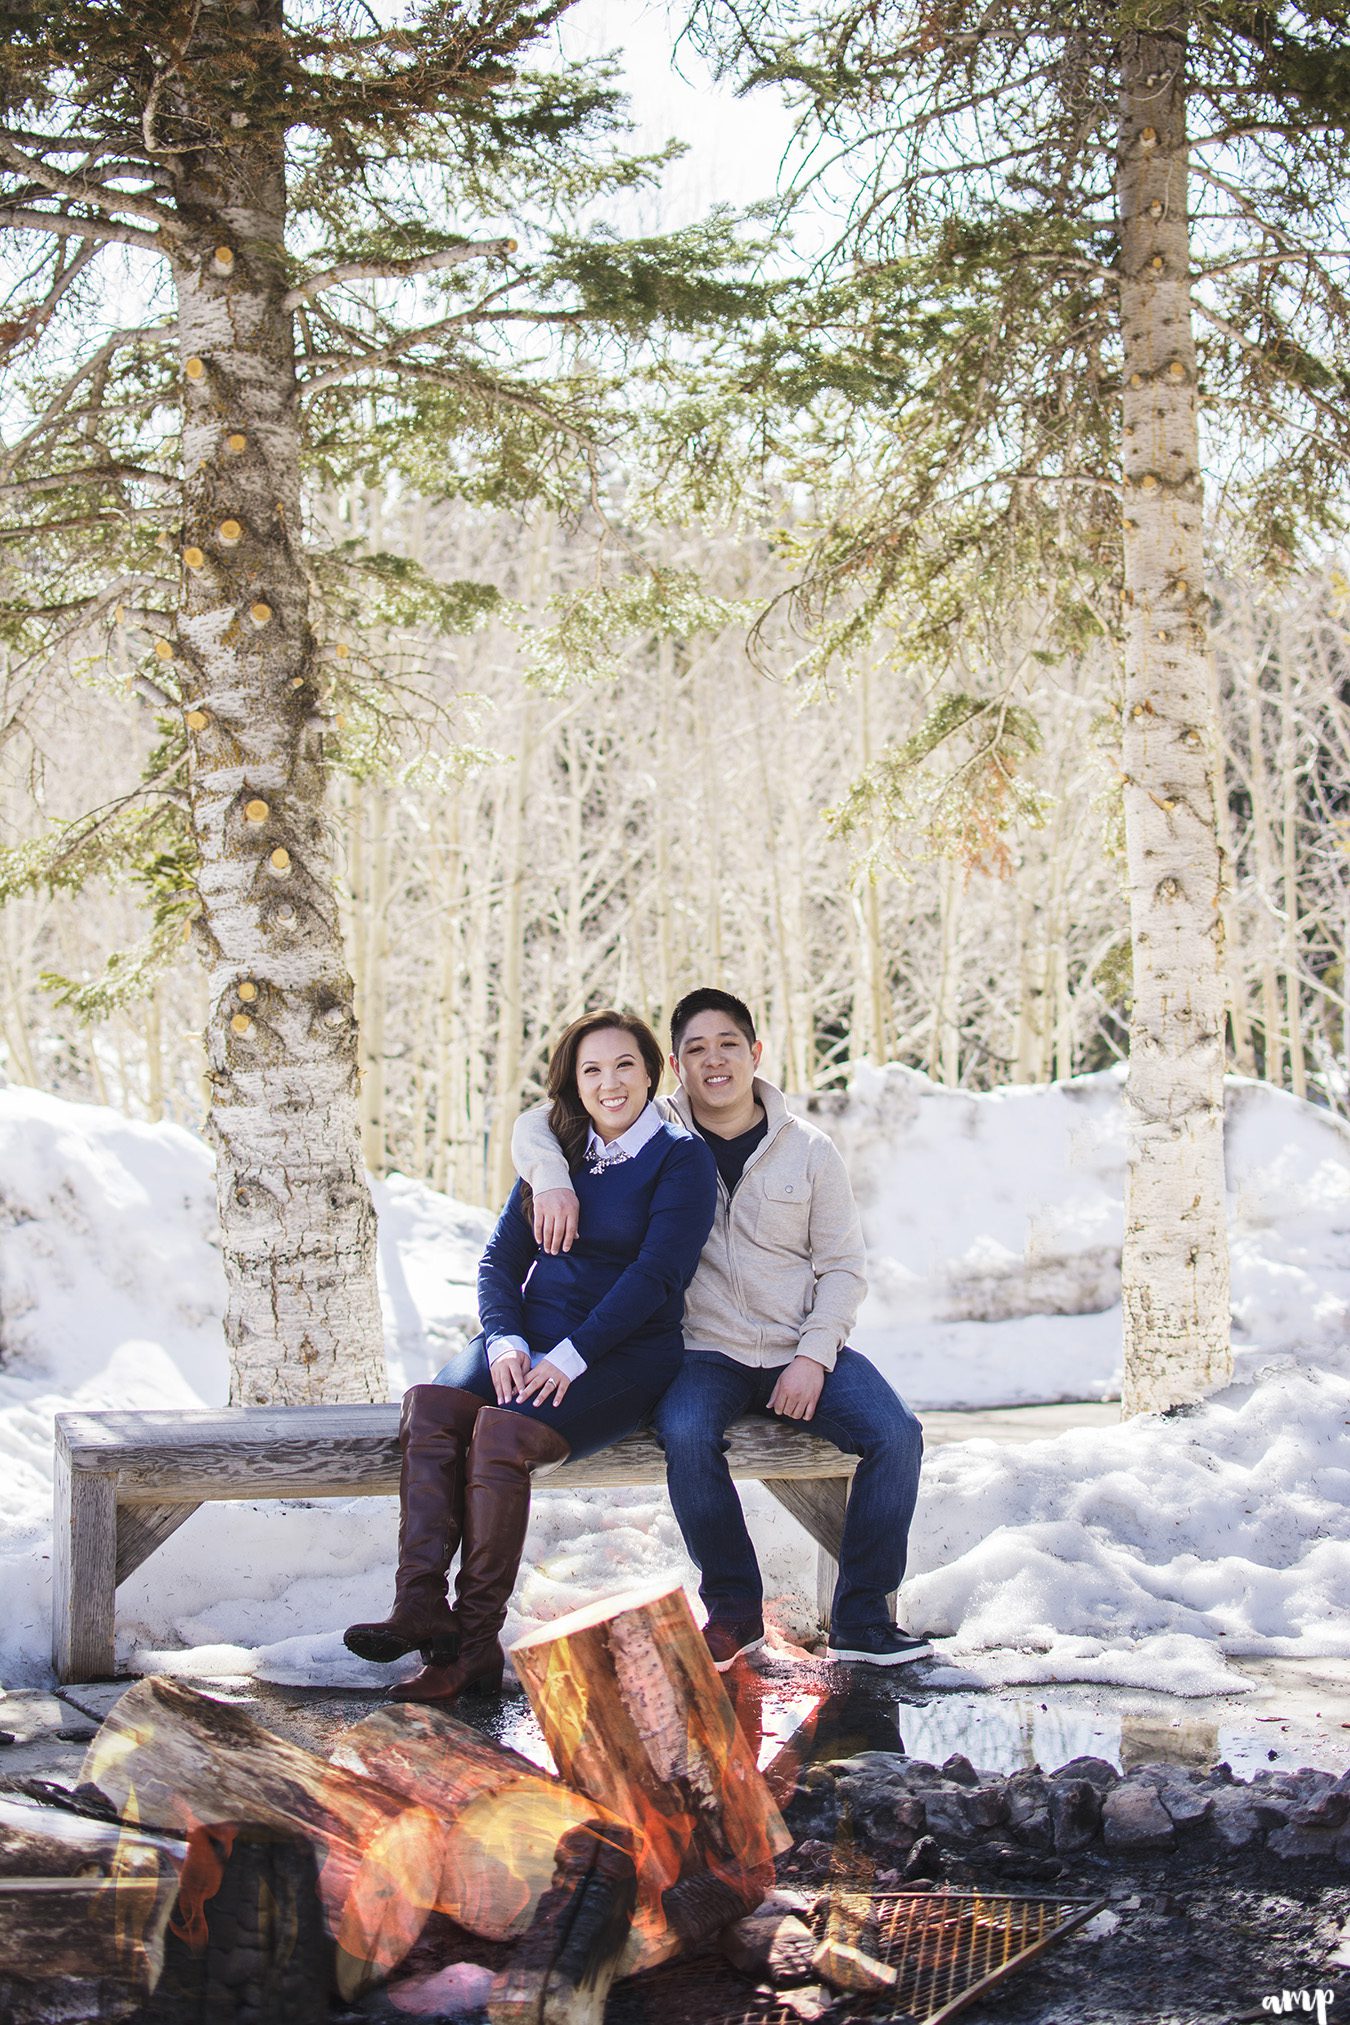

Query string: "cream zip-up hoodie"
[510, 1076, 867, 1372]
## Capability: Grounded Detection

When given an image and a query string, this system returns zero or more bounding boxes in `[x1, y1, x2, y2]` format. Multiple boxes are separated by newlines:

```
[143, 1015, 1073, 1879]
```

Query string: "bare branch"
[1192, 297, 1348, 433]
[282, 237, 518, 309]
[0, 463, 180, 499]
[298, 281, 522, 393]
[0, 131, 184, 234]
[0, 239, 101, 360]
[0, 205, 166, 255]
[1, 325, 176, 478]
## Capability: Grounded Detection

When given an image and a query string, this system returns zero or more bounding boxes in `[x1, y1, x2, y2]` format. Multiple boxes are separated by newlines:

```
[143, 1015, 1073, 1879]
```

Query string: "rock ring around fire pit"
[781, 1747, 1350, 1875]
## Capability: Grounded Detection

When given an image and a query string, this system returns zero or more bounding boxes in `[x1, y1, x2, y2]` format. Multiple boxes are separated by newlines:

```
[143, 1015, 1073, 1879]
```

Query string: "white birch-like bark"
[488, 695, 533, 1204]
[1278, 637, 1307, 1098]
[1242, 636, 1285, 1078]
[1117, 16, 1231, 1415]
[359, 785, 391, 1173]
[169, 1, 385, 1404]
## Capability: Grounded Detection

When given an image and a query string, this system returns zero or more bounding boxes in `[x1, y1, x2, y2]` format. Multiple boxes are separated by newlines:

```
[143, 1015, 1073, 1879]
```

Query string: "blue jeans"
[650, 1348, 923, 1638]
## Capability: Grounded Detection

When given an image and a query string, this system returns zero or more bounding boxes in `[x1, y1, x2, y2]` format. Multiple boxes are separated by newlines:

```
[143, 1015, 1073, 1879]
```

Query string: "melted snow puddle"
[463, 1666, 1350, 1782]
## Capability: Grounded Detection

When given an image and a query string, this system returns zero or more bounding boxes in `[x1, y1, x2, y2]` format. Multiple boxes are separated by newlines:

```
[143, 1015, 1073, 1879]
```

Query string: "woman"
[344, 1008, 716, 1704]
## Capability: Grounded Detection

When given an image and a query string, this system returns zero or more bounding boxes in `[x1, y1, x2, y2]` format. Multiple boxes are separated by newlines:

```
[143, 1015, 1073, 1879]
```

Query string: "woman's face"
[575, 1027, 651, 1143]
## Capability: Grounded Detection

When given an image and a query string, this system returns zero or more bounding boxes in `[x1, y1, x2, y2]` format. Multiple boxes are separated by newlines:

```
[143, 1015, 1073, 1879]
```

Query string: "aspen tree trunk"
[431, 799, 462, 1196]
[1278, 634, 1307, 1098]
[1051, 937, 1071, 1082]
[1214, 724, 1257, 1076]
[360, 786, 392, 1173]
[145, 981, 164, 1122]
[1117, 16, 1231, 1415]
[1, 914, 39, 1088]
[1243, 656, 1284, 1078]
[169, 0, 385, 1404]
[488, 695, 534, 1204]
[929, 859, 962, 1086]
[1012, 878, 1042, 1082]
[654, 638, 675, 1026]
[854, 661, 889, 1065]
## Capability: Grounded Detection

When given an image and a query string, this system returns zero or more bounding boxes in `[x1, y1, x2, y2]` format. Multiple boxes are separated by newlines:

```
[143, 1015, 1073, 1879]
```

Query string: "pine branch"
[1193, 298, 1348, 434]
[2, 325, 176, 477]
[298, 282, 523, 392]
[282, 237, 518, 308]
[0, 132, 184, 235]
[0, 240, 101, 359]
[0, 463, 180, 499]
[0, 205, 166, 255]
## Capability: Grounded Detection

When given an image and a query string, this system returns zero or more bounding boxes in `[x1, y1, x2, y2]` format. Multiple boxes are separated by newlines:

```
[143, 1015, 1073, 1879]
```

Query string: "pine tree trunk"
[168, 0, 385, 1405]
[1117, 15, 1232, 1415]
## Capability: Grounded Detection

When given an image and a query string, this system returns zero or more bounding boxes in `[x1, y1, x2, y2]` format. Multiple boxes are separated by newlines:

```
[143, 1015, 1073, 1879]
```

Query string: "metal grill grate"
[607, 1889, 1108, 2025]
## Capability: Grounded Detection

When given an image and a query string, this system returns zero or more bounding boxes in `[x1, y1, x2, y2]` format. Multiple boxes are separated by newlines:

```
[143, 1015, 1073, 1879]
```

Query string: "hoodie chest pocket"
[752, 1172, 811, 1250]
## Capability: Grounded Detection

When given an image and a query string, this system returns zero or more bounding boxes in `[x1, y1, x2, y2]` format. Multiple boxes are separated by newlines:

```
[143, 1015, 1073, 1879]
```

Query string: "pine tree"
[0, 0, 762, 1404]
[687, 0, 1350, 1413]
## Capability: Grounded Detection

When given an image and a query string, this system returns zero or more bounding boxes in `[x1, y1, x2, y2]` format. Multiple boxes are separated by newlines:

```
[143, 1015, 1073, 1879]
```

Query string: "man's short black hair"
[670, 987, 757, 1055]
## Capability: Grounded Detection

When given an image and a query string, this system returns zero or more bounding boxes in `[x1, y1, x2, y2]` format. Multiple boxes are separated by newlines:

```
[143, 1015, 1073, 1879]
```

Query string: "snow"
[1, 1066, 1347, 1702]
[828, 1063, 1350, 1408]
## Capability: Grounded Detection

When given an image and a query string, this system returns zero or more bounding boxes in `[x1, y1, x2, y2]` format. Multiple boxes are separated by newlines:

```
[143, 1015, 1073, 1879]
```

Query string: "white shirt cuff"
[487, 1333, 529, 1364]
[546, 1339, 588, 1381]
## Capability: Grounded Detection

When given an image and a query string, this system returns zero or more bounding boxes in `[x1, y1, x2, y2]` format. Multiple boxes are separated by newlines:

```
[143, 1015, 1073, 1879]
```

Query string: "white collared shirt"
[488, 1101, 663, 1381]
[584, 1100, 663, 1167]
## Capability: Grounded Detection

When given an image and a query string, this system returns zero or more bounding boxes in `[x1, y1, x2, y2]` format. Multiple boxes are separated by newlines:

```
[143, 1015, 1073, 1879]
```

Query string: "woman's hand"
[518, 1357, 571, 1409]
[490, 1349, 532, 1403]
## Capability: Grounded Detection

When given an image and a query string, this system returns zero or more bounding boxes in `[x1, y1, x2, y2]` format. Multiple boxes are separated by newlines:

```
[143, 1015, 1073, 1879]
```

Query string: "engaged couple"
[345, 987, 927, 1702]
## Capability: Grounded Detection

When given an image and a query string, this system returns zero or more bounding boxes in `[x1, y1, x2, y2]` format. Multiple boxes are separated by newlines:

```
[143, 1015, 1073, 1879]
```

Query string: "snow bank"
[821, 1064, 1350, 1408]
[1, 1068, 1347, 1698]
[907, 1359, 1350, 1695]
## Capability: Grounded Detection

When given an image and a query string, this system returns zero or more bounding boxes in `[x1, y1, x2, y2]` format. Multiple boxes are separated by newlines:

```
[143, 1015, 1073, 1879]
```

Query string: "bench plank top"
[55, 1404, 858, 1501]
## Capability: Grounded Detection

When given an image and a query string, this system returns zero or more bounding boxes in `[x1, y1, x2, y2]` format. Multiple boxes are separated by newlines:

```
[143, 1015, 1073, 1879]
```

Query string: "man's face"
[672, 1009, 762, 1119]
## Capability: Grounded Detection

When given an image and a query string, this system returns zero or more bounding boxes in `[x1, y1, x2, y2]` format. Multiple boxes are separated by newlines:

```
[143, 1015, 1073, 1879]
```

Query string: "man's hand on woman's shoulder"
[533, 1187, 580, 1254]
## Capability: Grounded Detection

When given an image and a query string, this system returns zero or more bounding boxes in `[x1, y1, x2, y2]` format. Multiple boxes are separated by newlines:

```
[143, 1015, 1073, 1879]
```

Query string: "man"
[512, 986, 928, 1671]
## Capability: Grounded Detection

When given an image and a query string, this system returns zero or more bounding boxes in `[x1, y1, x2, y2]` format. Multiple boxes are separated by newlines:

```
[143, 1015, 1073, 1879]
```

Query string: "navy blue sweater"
[477, 1117, 717, 1367]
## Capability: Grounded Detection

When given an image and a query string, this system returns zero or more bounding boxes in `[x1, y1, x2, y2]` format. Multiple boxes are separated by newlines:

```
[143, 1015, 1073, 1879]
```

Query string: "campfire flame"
[517, 1617, 784, 1963]
[329, 1799, 444, 1979]
[169, 1810, 238, 1952]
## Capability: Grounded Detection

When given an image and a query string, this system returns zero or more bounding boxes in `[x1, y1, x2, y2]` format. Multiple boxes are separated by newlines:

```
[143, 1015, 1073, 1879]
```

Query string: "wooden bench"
[53, 1404, 876, 1685]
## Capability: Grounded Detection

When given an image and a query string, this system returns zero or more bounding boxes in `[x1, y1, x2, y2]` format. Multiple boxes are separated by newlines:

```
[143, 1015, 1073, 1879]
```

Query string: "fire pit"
[607, 1887, 1108, 2024]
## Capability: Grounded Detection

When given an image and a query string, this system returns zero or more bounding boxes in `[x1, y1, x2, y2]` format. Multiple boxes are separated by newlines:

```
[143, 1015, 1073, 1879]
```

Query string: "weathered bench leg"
[116, 1502, 202, 1585]
[761, 1478, 847, 1632]
[760, 1478, 898, 1633]
[53, 1447, 119, 1684]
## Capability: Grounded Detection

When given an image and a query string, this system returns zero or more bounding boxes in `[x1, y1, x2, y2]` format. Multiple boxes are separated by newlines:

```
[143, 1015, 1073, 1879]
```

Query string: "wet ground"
[5, 1401, 1347, 2020]
[6, 1658, 1350, 2025]
[9, 1643, 1350, 1815]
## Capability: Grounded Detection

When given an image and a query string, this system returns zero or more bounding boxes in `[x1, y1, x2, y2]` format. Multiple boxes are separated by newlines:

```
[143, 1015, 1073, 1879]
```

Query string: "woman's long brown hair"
[519, 1008, 665, 1228]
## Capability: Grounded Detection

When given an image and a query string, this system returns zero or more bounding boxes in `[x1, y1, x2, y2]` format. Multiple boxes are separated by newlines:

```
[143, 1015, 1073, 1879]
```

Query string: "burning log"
[719, 1890, 818, 1985]
[80, 1675, 445, 1997]
[141, 1826, 331, 2025]
[511, 1581, 792, 1969]
[486, 1819, 638, 2025]
[79, 1677, 639, 2003]
[0, 1791, 186, 1878]
[0, 1873, 180, 2022]
[811, 1934, 900, 1995]
[332, 1703, 639, 2022]
[0, 1793, 186, 2021]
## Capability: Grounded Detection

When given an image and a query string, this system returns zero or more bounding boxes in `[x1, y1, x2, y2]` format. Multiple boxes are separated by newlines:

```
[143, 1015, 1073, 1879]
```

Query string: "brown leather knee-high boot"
[344, 1384, 484, 1663]
[391, 1406, 569, 1704]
